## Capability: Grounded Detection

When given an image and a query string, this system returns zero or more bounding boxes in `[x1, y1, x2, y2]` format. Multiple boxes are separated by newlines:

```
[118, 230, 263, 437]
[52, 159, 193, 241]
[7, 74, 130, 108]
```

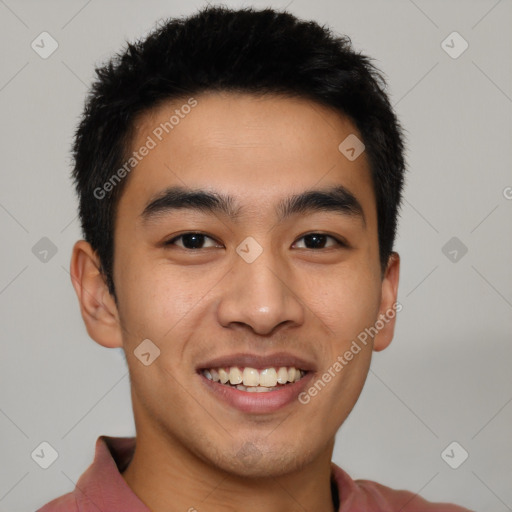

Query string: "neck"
[121, 427, 337, 512]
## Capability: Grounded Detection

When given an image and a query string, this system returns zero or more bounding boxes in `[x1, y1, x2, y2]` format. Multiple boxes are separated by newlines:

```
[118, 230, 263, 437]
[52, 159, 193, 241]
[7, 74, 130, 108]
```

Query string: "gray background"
[0, 0, 511, 511]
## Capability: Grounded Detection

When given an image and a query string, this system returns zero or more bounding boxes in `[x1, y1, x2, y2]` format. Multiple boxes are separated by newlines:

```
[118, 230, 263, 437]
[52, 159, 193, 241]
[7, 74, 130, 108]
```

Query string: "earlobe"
[70, 240, 123, 349]
[373, 252, 400, 352]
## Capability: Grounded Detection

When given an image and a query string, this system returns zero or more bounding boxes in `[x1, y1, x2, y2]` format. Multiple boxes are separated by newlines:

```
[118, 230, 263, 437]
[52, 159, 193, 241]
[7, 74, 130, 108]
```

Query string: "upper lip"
[196, 352, 316, 372]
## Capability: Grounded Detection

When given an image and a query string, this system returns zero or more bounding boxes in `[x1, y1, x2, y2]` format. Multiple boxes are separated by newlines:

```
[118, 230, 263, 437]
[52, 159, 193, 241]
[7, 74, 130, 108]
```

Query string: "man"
[37, 5, 473, 511]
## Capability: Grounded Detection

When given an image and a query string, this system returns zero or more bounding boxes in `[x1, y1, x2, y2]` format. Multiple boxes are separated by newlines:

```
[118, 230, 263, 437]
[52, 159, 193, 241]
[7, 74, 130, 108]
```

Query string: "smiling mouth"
[200, 366, 308, 392]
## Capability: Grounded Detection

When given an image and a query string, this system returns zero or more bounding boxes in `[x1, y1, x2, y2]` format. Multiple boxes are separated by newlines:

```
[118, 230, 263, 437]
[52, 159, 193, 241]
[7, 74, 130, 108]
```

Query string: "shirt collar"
[74, 435, 149, 511]
[76, 435, 353, 511]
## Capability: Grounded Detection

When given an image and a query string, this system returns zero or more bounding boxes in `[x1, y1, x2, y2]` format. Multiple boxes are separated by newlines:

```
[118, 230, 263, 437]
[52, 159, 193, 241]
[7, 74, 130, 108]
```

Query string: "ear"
[69, 240, 123, 349]
[373, 252, 400, 352]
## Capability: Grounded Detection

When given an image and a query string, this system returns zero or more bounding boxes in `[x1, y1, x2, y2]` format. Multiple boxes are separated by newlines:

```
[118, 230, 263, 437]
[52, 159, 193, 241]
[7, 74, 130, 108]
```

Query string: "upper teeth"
[203, 366, 305, 387]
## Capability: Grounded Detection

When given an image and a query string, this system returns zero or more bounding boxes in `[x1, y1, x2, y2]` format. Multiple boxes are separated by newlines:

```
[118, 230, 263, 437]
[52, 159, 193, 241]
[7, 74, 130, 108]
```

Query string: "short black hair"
[72, 5, 406, 302]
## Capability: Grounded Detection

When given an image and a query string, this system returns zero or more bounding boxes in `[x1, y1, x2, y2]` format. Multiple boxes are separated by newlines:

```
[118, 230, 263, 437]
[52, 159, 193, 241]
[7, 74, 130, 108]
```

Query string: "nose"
[216, 247, 305, 336]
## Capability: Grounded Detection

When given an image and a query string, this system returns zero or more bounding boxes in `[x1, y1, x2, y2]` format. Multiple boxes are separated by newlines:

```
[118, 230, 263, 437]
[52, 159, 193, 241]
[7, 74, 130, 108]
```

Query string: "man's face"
[109, 92, 398, 477]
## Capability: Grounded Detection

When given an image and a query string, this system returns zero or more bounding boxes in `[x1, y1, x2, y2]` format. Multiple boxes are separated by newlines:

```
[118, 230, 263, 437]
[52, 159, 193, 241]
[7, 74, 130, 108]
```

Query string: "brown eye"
[293, 233, 345, 249]
[165, 233, 221, 249]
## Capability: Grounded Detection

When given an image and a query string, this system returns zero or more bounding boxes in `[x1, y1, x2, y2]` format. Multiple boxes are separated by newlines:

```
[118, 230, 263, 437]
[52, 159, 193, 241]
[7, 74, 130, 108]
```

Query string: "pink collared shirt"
[36, 436, 474, 512]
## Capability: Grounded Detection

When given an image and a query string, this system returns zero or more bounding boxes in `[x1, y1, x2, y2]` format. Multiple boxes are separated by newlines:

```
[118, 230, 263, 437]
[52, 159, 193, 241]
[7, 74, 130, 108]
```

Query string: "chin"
[201, 439, 316, 479]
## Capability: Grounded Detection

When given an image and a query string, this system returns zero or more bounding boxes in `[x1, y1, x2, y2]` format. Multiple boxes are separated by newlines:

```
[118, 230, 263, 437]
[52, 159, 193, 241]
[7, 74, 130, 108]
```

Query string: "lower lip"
[199, 372, 314, 414]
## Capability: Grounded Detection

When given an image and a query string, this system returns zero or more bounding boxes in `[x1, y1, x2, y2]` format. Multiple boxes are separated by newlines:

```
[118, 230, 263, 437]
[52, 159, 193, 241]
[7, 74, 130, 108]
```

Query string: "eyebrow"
[140, 184, 366, 226]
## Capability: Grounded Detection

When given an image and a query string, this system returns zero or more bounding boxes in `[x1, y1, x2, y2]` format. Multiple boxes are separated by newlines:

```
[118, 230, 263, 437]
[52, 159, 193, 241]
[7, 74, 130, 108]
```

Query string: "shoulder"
[355, 478, 475, 512]
[35, 491, 78, 512]
[331, 463, 474, 512]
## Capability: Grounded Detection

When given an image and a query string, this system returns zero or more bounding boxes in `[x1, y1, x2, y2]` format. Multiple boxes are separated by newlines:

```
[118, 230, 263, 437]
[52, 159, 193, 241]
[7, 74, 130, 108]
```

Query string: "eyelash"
[164, 232, 347, 250]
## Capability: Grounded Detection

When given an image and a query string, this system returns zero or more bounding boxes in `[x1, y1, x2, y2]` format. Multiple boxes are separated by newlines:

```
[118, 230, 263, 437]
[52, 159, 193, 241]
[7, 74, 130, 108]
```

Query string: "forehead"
[118, 92, 375, 223]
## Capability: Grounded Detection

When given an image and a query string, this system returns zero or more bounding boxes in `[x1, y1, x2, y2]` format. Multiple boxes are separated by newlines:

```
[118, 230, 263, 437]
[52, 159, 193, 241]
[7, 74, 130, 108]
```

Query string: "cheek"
[307, 265, 381, 342]
[116, 257, 196, 339]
